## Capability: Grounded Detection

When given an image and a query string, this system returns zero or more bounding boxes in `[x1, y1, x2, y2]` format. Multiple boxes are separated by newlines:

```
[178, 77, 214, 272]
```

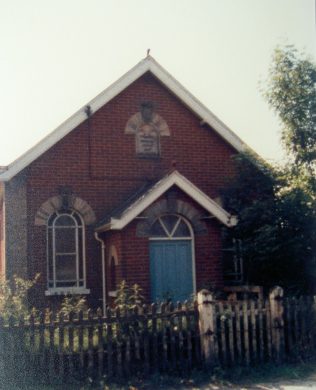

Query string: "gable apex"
[0, 55, 246, 181]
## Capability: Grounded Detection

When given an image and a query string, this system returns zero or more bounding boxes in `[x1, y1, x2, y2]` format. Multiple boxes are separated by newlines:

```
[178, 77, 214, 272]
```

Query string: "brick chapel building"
[0, 56, 247, 310]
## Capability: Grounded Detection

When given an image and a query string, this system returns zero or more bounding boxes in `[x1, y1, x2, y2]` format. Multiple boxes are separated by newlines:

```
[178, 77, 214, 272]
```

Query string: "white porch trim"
[96, 170, 237, 232]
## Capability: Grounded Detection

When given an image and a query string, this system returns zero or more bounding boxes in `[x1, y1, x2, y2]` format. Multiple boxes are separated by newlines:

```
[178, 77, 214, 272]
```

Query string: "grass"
[4, 359, 315, 390]
[207, 359, 316, 385]
[94, 359, 316, 389]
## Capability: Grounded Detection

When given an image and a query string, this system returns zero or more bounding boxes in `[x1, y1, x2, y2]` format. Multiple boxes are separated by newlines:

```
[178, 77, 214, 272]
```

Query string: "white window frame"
[45, 210, 90, 296]
[149, 215, 193, 241]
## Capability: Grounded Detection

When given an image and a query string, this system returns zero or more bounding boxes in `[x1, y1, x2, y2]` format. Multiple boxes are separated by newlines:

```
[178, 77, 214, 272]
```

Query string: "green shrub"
[0, 273, 39, 320]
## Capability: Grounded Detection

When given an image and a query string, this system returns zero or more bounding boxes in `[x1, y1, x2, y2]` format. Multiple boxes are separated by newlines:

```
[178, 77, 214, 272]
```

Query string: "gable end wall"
[21, 72, 238, 305]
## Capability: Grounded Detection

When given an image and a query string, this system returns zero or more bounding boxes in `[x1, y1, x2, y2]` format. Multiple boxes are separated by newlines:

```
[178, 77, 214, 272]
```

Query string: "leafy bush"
[0, 273, 39, 320]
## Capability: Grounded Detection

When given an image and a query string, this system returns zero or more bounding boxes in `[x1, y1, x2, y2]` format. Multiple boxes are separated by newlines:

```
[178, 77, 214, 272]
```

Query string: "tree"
[264, 47, 316, 293]
[265, 45, 316, 171]
[223, 153, 316, 294]
[222, 47, 316, 294]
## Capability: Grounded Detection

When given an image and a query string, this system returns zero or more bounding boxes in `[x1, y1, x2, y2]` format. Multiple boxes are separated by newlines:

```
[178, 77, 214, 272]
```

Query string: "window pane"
[150, 219, 167, 237]
[47, 228, 54, 282]
[78, 231, 84, 280]
[55, 215, 75, 227]
[173, 220, 190, 237]
[56, 254, 77, 280]
[55, 227, 76, 253]
[161, 215, 178, 234]
[48, 280, 54, 288]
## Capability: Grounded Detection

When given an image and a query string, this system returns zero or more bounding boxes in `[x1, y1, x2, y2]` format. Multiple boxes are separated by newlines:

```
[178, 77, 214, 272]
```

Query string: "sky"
[0, 0, 315, 166]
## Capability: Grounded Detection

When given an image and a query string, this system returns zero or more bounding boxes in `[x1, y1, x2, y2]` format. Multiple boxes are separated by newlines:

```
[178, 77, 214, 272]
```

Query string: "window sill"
[45, 287, 90, 296]
[108, 290, 117, 297]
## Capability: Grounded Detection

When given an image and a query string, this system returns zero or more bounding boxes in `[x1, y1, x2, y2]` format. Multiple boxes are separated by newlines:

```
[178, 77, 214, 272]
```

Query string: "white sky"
[0, 0, 315, 166]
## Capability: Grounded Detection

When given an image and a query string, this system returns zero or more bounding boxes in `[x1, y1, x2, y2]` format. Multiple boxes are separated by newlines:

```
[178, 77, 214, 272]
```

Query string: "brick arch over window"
[35, 195, 96, 226]
[136, 199, 207, 237]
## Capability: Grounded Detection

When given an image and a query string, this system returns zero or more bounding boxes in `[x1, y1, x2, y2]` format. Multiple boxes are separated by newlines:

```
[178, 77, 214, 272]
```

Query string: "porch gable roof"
[95, 170, 237, 232]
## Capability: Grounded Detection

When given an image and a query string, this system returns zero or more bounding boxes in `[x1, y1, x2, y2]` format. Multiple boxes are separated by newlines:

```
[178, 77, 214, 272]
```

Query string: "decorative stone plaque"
[125, 102, 170, 157]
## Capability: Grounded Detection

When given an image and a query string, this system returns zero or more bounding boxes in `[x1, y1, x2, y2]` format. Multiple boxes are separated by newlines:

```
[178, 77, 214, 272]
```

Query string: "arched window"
[150, 214, 192, 240]
[47, 210, 87, 294]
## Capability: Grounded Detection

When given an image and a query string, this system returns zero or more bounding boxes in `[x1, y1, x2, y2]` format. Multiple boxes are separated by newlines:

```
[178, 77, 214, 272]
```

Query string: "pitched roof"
[0, 55, 247, 182]
[95, 170, 237, 232]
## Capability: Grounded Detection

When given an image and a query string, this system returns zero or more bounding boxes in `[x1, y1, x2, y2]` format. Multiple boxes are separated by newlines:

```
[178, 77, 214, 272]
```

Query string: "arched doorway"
[149, 214, 195, 302]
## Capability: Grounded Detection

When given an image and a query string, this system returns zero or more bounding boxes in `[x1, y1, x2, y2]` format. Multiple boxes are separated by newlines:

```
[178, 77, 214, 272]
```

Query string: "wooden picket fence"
[198, 287, 316, 368]
[0, 302, 201, 383]
[0, 287, 315, 384]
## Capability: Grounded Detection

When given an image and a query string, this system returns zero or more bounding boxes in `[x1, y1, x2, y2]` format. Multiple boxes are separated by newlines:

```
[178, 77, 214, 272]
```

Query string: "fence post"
[197, 289, 216, 367]
[269, 286, 284, 362]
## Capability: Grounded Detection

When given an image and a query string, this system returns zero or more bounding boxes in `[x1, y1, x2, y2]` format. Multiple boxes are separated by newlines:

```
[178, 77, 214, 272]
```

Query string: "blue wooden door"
[149, 240, 193, 302]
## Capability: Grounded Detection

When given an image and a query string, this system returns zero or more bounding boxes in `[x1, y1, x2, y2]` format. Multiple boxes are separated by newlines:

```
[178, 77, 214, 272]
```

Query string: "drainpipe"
[94, 232, 106, 315]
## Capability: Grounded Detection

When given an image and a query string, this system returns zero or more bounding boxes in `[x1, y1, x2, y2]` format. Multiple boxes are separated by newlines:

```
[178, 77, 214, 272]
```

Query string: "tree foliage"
[223, 46, 316, 294]
[0, 274, 39, 320]
[223, 154, 316, 294]
[265, 45, 316, 170]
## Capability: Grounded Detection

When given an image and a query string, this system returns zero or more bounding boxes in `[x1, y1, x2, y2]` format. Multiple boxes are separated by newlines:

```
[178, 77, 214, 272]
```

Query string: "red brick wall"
[25, 72, 237, 306]
[94, 187, 225, 304]
[105, 217, 223, 303]
[116, 189, 224, 302]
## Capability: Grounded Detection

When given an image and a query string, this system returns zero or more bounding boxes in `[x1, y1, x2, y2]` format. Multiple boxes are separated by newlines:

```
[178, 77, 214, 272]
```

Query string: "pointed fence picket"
[0, 289, 315, 384]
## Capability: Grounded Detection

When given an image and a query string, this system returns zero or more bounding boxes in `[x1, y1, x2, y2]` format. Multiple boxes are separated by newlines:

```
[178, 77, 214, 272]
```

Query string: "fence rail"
[0, 287, 315, 384]
[198, 288, 316, 368]
[0, 302, 200, 383]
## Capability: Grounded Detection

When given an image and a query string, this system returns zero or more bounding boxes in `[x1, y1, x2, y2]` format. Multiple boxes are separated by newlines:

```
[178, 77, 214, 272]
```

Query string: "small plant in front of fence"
[114, 280, 145, 310]
[113, 280, 146, 341]
[129, 283, 145, 307]
[114, 280, 130, 309]
[58, 294, 88, 317]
